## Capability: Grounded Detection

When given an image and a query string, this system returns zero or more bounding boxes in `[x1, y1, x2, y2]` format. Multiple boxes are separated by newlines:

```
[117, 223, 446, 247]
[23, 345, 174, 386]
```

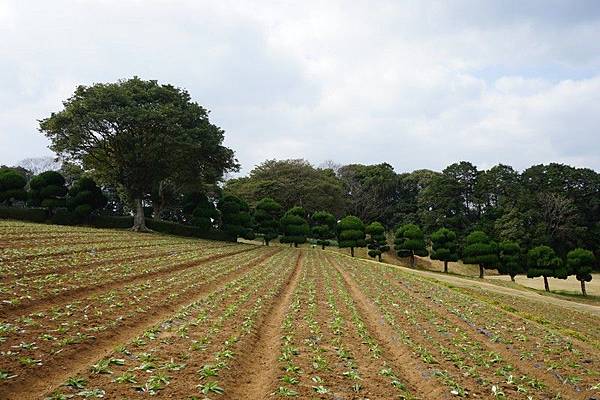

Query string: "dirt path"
[226, 251, 303, 400]
[0, 248, 280, 400]
[326, 254, 451, 400]
[0, 246, 258, 318]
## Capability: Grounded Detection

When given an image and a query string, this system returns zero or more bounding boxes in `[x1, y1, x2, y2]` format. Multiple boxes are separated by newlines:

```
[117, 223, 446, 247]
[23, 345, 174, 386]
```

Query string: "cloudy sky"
[1, 1, 600, 174]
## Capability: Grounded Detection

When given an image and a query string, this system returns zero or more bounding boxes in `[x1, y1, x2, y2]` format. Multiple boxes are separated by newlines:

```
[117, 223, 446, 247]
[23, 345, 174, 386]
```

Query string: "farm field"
[1, 221, 599, 399]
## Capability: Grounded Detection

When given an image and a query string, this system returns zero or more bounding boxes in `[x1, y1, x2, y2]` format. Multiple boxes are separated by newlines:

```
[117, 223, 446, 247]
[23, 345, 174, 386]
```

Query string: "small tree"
[66, 177, 107, 218]
[566, 248, 595, 296]
[280, 206, 310, 247]
[254, 197, 283, 245]
[365, 221, 389, 262]
[0, 169, 27, 206]
[497, 241, 523, 282]
[28, 171, 67, 212]
[430, 227, 458, 273]
[218, 194, 254, 240]
[337, 215, 366, 257]
[527, 245, 566, 292]
[462, 231, 498, 279]
[182, 192, 219, 231]
[311, 211, 336, 249]
[394, 224, 428, 267]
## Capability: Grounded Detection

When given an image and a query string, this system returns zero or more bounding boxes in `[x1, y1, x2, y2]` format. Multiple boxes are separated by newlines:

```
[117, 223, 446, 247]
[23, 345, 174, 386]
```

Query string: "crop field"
[1, 221, 599, 399]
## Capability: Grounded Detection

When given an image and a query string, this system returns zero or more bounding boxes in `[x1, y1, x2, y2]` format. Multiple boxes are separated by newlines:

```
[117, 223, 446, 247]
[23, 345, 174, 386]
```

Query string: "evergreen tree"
[280, 206, 310, 247]
[365, 221, 389, 262]
[182, 192, 219, 231]
[430, 227, 458, 273]
[0, 168, 27, 206]
[218, 194, 255, 240]
[566, 248, 595, 296]
[255, 197, 283, 245]
[394, 224, 428, 267]
[28, 171, 67, 212]
[497, 240, 523, 282]
[462, 231, 498, 279]
[66, 177, 107, 218]
[311, 211, 336, 249]
[337, 215, 366, 257]
[527, 245, 567, 292]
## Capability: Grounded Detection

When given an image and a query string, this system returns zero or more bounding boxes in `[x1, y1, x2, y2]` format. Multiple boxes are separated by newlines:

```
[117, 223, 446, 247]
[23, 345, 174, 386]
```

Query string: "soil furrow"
[225, 250, 303, 400]
[325, 254, 450, 400]
[0, 248, 280, 400]
[0, 246, 258, 318]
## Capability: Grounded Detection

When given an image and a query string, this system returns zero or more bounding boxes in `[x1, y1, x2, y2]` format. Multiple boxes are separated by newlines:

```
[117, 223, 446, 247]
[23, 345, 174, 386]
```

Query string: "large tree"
[254, 197, 283, 246]
[280, 206, 310, 247]
[462, 231, 498, 279]
[365, 221, 389, 262]
[526, 245, 566, 292]
[566, 248, 595, 296]
[394, 224, 428, 267]
[338, 163, 399, 226]
[39, 77, 238, 231]
[224, 159, 345, 215]
[430, 227, 458, 273]
[311, 211, 336, 250]
[337, 215, 366, 257]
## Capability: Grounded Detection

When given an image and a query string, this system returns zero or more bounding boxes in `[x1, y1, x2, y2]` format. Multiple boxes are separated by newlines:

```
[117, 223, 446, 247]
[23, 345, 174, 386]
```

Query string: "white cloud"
[1, 0, 599, 173]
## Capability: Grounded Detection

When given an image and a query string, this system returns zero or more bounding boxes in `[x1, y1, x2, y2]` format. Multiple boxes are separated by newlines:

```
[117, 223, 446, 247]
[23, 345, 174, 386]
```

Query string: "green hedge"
[0, 207, 48, 223]
[0, 207, 236, 242]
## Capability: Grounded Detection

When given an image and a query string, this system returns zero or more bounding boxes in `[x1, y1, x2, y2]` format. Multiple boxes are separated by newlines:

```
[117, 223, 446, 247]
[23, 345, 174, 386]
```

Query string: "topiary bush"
[28, 171, 67, 211]
[0, 168, 27, 206]
[337, 215, 366, 257]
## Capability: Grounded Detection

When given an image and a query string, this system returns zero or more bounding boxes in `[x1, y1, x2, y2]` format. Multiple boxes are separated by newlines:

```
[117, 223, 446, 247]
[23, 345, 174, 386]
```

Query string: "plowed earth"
[0, 221, 598, 399]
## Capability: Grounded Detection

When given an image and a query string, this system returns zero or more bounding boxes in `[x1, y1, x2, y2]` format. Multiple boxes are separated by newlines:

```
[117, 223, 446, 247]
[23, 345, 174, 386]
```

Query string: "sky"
[1, 0, 600, 175]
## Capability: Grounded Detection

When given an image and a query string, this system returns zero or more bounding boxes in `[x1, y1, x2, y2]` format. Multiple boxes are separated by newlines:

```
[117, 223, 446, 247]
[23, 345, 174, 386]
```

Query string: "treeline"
[224, 159, 599, 295]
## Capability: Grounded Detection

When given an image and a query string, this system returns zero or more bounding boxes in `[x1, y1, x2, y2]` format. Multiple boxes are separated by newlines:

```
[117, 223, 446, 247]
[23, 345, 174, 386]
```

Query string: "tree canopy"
[365, 221, 389, 262]
[0, 168, 27, 206]
[311, 210, 336, 249]
[337, 215, 366, 257]
[527, 245, 567, 292]
[218, 194, 254, 240]
[497, 240, 523, 282]
[462, 231, 498, 279]
[254, 197, 283, 245]
[430, 227, 459, 273]
[225, 159, 345, 215]
[66, 177, 107, 218]
[394, 223, 428, 267]
[279, 206, 310, 247]
[39, 77, 238, 231]
[28, 171, 67, 211]
[566, 248, 595, 296]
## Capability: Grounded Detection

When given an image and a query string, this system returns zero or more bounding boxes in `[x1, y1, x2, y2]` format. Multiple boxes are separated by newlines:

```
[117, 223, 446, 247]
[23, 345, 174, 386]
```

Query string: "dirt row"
[0, 248, 282, 399]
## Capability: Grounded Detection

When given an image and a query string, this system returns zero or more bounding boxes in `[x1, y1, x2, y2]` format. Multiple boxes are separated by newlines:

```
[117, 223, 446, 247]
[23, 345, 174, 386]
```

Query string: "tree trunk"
[543, 276, 550, 292]
[410, 254, 415, 268]
[265, 238, 270, 246]
[321, 244, 325, 250]
[351, 247, 355, 257]
[479, 265, 484, 279]
[510, 275, 515, 282]
[131, 198, 150, 232]
[378, 253, 382, 262]
[444, 260, 448, 273]
[581, 280, 586, 296]
[294, 242, 298, 248]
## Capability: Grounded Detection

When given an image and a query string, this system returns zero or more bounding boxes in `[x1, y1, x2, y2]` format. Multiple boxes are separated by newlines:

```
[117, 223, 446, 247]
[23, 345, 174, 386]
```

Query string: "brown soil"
[0, 246, 258, 318]
[224, 251, 303, 399]
[326, 253, 455, 399]
[0, 248, 280, 400]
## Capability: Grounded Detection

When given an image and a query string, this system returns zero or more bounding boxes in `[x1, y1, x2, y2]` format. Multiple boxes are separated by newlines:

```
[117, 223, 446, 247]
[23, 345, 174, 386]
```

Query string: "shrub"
[0, 207, 48, 223]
